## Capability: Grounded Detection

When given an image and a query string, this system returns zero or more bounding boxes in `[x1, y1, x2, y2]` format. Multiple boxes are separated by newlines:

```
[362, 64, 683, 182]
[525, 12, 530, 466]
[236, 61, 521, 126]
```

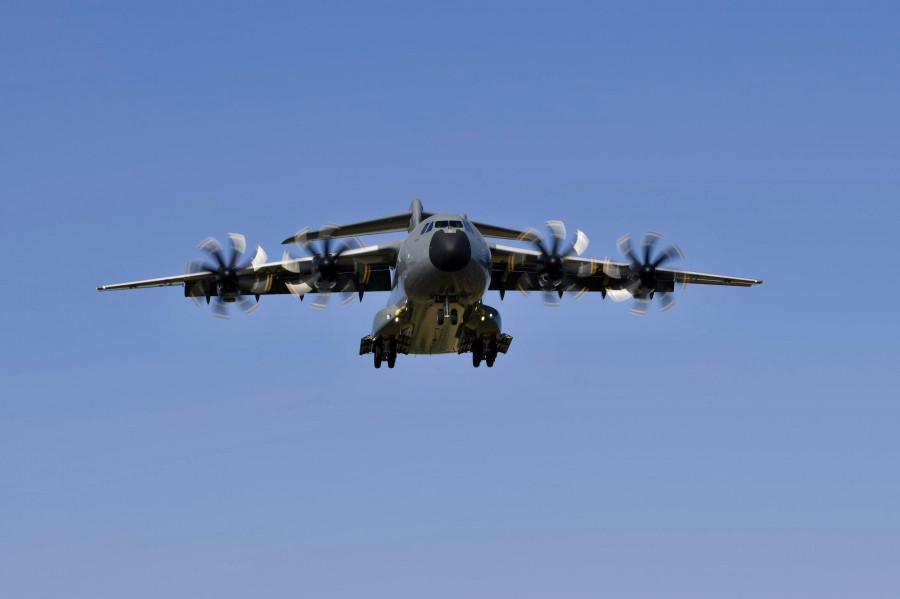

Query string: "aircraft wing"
[97, 242, 399, 298]
[487, 242, 762, 295]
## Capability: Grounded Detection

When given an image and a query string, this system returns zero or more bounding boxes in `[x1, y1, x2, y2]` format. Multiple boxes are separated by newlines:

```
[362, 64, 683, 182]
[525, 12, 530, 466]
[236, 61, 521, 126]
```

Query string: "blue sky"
[2, 2, 898, 597]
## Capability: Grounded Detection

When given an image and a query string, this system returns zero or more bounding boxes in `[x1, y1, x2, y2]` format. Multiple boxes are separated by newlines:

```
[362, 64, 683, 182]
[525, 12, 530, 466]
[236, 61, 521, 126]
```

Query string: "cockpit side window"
[463, 221, 477, 234]
[420, 222, 434, 234]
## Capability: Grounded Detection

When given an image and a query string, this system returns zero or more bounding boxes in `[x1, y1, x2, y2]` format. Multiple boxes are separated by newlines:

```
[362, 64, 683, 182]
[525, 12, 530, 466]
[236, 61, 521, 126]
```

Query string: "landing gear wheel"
[472, 339, 484, 368]
[437, 309, 444, 326]
[486, 339, 497, 368]
[373, 343, 383, 369]
[387, 338, 397, 369]
[450, 309, 458, 325]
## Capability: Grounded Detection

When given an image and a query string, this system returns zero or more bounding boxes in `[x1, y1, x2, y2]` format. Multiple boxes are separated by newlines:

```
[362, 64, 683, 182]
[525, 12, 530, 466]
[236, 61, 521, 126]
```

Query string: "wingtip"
[280, 236, 295, 245]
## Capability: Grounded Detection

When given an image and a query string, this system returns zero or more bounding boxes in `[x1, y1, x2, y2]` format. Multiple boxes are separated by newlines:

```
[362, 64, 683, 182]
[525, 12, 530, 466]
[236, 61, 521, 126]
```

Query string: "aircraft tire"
[450, 309, 458, 325]
[486, 339, 497, 367]
[374, 343, 383, 369]
[437, 309, 445, 326]
[388, 339, 397, 368]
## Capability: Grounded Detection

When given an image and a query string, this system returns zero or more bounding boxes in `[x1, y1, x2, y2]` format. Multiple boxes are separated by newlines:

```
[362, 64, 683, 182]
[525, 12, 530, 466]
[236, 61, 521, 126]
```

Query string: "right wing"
[98, 242, 400, 299]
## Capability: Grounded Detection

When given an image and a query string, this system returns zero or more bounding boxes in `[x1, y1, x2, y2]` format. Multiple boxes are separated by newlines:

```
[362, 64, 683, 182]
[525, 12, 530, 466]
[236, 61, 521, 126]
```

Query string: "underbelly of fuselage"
[406, 303, 465, 354]
[393, 257, 491, 355]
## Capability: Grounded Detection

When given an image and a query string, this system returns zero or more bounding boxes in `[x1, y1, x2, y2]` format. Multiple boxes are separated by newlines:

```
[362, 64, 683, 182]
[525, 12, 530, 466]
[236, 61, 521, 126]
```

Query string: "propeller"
[616, 231, 683, 315]
[186, 233, 270, 318]
[517, 220, 590, 307]
[283, 227, 362, 309]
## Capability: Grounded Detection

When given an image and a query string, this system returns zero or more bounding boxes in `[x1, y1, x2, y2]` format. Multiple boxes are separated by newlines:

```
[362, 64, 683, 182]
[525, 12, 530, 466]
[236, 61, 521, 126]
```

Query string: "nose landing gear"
[435, 296, 459, 326]
[436, 308, 459, 326]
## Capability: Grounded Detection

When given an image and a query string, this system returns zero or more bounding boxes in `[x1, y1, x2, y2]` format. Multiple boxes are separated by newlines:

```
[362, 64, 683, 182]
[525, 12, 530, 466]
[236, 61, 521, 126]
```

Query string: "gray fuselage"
[371, 213, 497, 354]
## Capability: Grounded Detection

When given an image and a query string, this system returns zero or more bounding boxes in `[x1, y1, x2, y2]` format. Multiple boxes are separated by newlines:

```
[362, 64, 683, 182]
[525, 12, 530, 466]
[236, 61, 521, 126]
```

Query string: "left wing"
[488, 242, 762, 297]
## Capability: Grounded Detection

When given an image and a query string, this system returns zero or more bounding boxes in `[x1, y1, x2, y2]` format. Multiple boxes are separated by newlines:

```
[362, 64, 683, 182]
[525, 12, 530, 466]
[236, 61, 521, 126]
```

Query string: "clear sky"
[2, 2, 898, 597]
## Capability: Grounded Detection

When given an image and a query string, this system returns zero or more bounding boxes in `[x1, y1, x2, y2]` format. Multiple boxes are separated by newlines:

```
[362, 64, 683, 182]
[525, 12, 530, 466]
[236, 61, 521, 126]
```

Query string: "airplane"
[98, 200, 762, 368]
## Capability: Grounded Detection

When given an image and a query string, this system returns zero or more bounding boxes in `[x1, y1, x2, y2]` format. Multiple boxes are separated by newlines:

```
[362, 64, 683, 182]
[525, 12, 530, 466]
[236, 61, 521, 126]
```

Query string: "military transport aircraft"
[98, 200, 761, 368]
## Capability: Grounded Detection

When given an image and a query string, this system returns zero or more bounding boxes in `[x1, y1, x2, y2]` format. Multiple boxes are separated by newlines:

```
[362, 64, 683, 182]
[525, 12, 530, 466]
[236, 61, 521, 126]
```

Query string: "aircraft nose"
[429, 230, 471, 272]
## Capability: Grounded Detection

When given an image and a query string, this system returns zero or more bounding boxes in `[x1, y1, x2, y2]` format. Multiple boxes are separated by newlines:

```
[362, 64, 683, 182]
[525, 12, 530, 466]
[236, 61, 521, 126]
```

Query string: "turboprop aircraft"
[98, 200, 762, 368]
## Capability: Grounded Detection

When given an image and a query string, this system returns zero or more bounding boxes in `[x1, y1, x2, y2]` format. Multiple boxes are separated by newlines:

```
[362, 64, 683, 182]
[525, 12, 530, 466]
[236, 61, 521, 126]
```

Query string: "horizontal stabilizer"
[282, 199, 541, 244]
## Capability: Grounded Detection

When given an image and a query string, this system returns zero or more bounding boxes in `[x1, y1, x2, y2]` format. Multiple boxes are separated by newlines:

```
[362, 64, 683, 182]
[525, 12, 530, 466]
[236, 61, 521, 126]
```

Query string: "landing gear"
[436, 297, 459, 326]
[387, 338, 397, 369]
[472, 339, 484, 367]
[373, 338, 398, 369]
[437, 309, 459, 326]
[471, 337, 499, 368]
[373, 343, 383, 369]
[485, 338, 497, 368]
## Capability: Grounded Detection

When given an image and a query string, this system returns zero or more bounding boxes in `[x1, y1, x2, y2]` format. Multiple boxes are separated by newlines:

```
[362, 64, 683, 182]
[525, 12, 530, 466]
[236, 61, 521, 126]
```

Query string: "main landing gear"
[471, 338, 498, 368]
[373, 337, 398, 369]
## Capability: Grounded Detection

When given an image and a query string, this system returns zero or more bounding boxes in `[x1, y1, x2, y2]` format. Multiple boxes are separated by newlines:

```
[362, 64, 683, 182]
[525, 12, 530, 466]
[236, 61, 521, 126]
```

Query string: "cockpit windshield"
[434, 220, 463, 229]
